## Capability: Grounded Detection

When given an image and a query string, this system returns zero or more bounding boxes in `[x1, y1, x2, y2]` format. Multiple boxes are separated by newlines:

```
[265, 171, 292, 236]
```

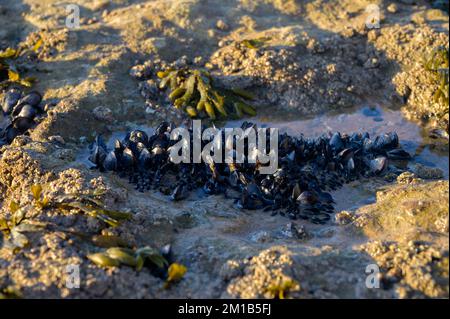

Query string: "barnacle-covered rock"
[354, 180, 449, 241]
[360, 241, 449, 298]
[223, 246, 301, 299]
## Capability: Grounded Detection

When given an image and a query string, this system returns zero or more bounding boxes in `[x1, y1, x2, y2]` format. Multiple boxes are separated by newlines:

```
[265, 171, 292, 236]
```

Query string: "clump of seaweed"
[157, 68, 256, 120]
[0, 38, 43, 88]
[241, 37, 272, 50]
[0, 185, 132, 253]
[87, 245, 187, 286]
[0, 200, 45, 252]
[424, 46, 449, 110]
[54, 191, 132, 228]
[266, 279, 300, 299]
[87, 246, 168, 270]
[164, 263, 188, 289]
[0, 286, 22, 299]
[31, 184, 133, 228]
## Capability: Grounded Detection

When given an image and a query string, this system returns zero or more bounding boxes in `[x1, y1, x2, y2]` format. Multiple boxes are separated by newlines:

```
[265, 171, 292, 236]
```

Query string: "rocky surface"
[0, 0, 449, 299]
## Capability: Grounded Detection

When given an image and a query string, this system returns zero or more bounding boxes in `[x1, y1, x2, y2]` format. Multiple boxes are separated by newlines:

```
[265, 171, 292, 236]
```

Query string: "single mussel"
[2, 88, 22, 114]
[386, 148, 411, 160]
[329, 132, 344, 151]
[89, 136, 108, 167]
[103, 151, 118, 171]
[368, 156, 388, 175]
[12, 104, 37, 131]
[16, 91, 42, 109]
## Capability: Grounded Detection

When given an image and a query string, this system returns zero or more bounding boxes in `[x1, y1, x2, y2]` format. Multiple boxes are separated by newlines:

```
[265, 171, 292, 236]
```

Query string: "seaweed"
[241, 37, 271, 50]
[266, 279, 299, 299]
[0, 286, 22, 299]
[87, 246, 168, 271]
[164, 263, 187, 289]
[55, 192, 132, 228]
[0, 200, 45, 253]
[0, 37, 42, 88]
[157, 67, 257, 120]
[424, 46, 449, 111]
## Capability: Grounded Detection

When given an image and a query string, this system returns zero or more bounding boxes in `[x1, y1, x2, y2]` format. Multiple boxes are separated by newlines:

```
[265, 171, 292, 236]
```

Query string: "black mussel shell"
[346, 157, 355, 171]
[103, 151, 118, 171]
[297, 191, 317, 205]
[2, 88, 22, 114]
[337, 148, 354, 162]
[5, 125, 20, 144]
[368, 156, 388, 174]
[14, 104, 36, 120]
[291, 183, 301, 199]
[156, 121, 170, 135]
[127, 130, 149, 145]
[13, 116, 35, 131]
[138, 148, 151, 169]
[374, 132, 399, 150]
[386, 148, 411, 160]
[114, 139, 124, 152]
[121, 147, 135, 169]
[17, 91, 42, 108]
[329, 132, 344, 151]
[89, 145, 107, 166]
[170, 184, 187, 201]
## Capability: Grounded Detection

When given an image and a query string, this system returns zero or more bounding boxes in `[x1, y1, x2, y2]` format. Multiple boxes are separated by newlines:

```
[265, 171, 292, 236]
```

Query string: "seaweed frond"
[158, 67, 257, 120]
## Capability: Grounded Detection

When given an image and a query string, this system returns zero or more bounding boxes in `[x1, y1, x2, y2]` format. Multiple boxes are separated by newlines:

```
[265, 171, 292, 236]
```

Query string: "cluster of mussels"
[89, 121, 411, 224]
[0, 88, 44, 146]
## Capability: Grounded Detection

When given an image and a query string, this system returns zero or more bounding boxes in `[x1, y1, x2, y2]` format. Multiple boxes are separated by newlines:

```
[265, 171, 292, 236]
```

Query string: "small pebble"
[48, 135, 66, 145]
[216, 19, 229, 31]
[92, 106, 114, 123]
[387, 3, 398, 13]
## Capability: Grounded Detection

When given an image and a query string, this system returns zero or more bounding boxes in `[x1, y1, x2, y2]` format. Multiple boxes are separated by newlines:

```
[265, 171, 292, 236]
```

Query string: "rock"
[173, 55, 189, 68]
[397, 171, 422, 184]
[48, 135, 65, 145]
[335, 211, 355, 225]
[216, 19, 229, 31]
[129, 61, 153, 80]
[411, 164, 444, 179]
[280, 222, 310, 239]
[364, 57, 380, 69]
[354, 180, 449, 241]
[249, 231, 273, 243]
[315, 227, 335, 238]
[219, 260, 244, 281]
[92, 106, 113, 123]
[224, 247, 301, 299]
[367, 29, 380, 41]
[139, 80, 159, 100]
[360, 240, 448, 298]
[387, 3, 399, 13]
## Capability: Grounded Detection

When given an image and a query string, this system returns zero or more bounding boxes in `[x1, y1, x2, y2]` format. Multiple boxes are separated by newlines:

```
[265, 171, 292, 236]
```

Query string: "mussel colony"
[0, 88, 45, 146]
[89, 121, 412, 224]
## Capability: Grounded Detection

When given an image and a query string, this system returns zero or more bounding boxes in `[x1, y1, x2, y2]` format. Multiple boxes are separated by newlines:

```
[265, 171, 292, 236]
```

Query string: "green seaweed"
[87, 246, 168, 271]
[157, 67, 257, 120]
[0, 38, 42, 88]
[0, 286, 22, 299]
[424, 46, 449, 110]
[241, 37, 272, 49]
[0, 200, 45, 253]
